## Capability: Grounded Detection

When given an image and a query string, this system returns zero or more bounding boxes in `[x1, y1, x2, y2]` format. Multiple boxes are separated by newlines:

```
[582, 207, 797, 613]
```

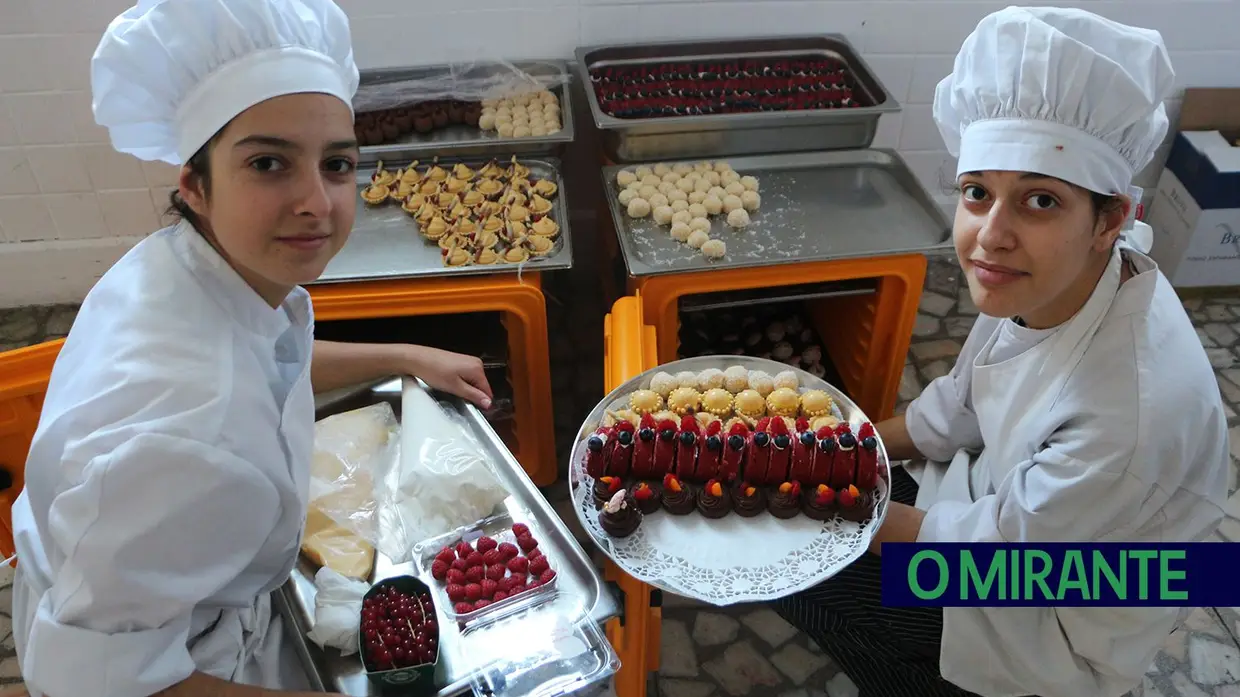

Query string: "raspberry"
[465, 551, 485, 568]
[430, 560, 449, 580]
[528, 557, 549, 576]
[508, 572, 527, 587]
[497, 576, 516, 592]
[482, 549, 504, 566]
[465, 583, 482, 600]
[481, 579, 499, 598]
[446, 569, 466, 585]
[446, 584, 466, 601]
[435, 547, 455, 564]
[527, 579, 543, 590]
[516, 534, 538, 553]
[476, 536, 498, 553]
[485, 564, 506, 581]
[527, 547, 544, 561]
[454, 602, 474, 614]
[496, 542, 519, 560]
[540, 569, 556, 583]
[455, 542, 474, 559]
[473, 599, 491, 610]
[450, 558, 469, 572]
[511, 523, 531, 537]
[507, 556, 529, 573]
[465, 566, 485, 583]
[492, 591, 508, 602]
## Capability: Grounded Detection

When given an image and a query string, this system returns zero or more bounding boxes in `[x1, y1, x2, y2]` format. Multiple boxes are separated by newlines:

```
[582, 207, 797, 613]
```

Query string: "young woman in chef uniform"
[777, 7, 1231, 697]
[8, 1, 494, 695]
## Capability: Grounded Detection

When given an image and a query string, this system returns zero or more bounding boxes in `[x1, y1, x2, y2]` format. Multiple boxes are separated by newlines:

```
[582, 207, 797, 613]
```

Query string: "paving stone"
[913, 314, 940, 338]
[1170, 669, 1212, 697]
[770, 643, 829, 685]
[659, 678, 715, 697]
[1188, 636, 1240, 685]
[910, 339, 961, 362]
[44, 307, 77, 337]
[1199, 328, 1219, 348]
[1207, 348, 1238, 369]
[921, 359, 952, 382]
[919, 292, 955, 317]
[945, 316, 975, 338]
[741, 608, 801, 648]
[663, 594, 707, 609]
[1219, 374, 1240, 405]
[1206, 305, 1233, 322]
[0, 658, 19, 680]
[957, 288, 979, 315]
[898, 363, 921, 402]
[824, 672, 859, 697]
[660, 619, 700, 678]
[693, 612, 739, 647]
[1205, 323, 1240, 347]
[1183, 297, 1205, 312]
[925, 258, 962, 297]
[702, 640, 784, 696]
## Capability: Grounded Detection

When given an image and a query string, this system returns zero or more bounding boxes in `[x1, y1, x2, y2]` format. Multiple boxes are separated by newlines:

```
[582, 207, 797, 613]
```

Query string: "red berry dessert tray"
[415, 511, 559, 624]
[570, 356, 891, 605]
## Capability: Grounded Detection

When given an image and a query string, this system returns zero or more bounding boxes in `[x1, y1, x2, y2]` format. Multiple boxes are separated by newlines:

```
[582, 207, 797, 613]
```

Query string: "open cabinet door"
[0, 340, 62, 558]
[601, 295, 662, 697]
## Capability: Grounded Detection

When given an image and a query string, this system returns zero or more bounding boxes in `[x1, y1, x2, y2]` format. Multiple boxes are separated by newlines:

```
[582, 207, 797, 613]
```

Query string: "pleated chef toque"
[933, 6, 1176, 218]
[91, 0, 360, 166]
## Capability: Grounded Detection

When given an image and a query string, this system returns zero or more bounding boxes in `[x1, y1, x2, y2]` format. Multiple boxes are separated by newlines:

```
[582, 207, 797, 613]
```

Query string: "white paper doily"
[569, 356, 891, 605]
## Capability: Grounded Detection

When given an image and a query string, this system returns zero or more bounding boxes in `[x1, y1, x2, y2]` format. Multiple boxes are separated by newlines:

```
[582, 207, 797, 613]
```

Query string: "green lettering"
[1130, 550, 1158, 600]
[1159, 550, 1188, 601]
[1057, 550, 1091, 600]
[908, 550, 949, 599]
[1009, 546, 1019, 600]
[1092, 550, 1126, 600]
[1023, 550, 1054, 600]
[962, 549, 1005, 600]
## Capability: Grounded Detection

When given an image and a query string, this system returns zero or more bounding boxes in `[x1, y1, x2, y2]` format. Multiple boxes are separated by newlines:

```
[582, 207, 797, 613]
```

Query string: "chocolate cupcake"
[661, 474, 696, 515]
[732, 482, 766, 517]
[592, 476, 624, 509]
[767, 481, 802, 519]
[630, 481, 663, 514]
[802, 484, 836, 521]
[837, 485, 874, 523]
[696, 480, 732, 519]
[599, 490, 642, 538]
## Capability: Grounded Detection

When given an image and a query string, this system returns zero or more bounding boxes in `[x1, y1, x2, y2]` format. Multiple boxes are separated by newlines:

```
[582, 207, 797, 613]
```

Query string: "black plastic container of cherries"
[359, 575, 441, 694]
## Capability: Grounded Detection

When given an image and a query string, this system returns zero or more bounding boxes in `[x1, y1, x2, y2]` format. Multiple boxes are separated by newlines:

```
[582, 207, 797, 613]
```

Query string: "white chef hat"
[91, 0, 360, 166]
[933, 6, 1176, 209]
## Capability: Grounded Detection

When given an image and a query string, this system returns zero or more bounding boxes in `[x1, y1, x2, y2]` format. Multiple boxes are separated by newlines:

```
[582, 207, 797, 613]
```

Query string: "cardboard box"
[1146, 88, 1240, 288]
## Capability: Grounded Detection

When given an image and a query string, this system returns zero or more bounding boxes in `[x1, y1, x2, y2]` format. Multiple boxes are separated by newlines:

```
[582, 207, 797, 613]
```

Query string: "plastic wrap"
[353, 59, 570, 115]
[375, 377, 511, 564]
[305, 567, 371, 654]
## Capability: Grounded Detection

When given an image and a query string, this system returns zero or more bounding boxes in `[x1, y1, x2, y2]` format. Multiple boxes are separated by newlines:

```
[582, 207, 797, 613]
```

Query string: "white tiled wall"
[0, 0, 1237, 307]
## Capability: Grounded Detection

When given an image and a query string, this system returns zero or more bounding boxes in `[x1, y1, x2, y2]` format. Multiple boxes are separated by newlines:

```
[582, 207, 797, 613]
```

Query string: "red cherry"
[423, 619, 438, 635]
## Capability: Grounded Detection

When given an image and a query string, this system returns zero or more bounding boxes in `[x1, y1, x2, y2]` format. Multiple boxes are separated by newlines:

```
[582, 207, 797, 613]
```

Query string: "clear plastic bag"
[375, 378, 511, 564]
[352, 59, 569, 115]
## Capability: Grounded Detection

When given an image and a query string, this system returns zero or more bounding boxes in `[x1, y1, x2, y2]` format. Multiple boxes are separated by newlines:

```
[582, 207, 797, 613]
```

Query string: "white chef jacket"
[9, 220, 317, 697]
[903, 244, 1230, 697]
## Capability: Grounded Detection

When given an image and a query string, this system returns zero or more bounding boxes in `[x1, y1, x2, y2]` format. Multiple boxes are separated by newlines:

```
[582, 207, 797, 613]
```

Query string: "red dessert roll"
[696, 420, 724, 482]
[720, 421, 748, 483]
[631, 413, 658, 479]
[652, 417, 679, 476]
[584, 426, 612, 479]
[789, 417, 815, 484]
[675, 415, 702, 481]
[766, 418, 793, 486]
[855, 422, 880, 490]
[747, 417, 773, 485]
[607, 420, 636, 477]
[828, 423, 857, 489]
[809, 426, 836, 487]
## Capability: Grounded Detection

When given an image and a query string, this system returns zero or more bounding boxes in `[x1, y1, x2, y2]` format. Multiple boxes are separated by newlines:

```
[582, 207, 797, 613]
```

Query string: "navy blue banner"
[880, 543, 1240, 607]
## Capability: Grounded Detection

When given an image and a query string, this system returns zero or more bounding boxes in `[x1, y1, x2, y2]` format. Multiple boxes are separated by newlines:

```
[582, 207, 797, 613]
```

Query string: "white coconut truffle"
[741, 175, 760, 192]
[727, 208, 751, 228]
[639, 185, 659, 200]
[649, 193, 670, 209]
[661, 171, 681, 184]
[748, 370, 775, 397]
[641, 174, 661, 187]
[688, 190, 707, 204]
[615, 170, 637, 190]
[694, 161, 713, 173]
[626, 180, 642, 192]
[687, 229, 710, 249]
[722, 194, 744, 214]
[704, 171, 721, 187]
[653, 163, 671, 177]
[675, 371, 700, 390]
[725, 181, 746, 197]
[694, 178, 712, 194]
[671, 210, 693, 226]
[668, 189, 689, 203]
[708, 186, 727, 200]
[741, 190, 761, 211]
[697, 368, 726, 390]
[672, 163, 694, 176]
[657, 181, 675, 195]
[721, 170, 741, 186]
[723, 365, 749, 393]
[773, 370, 800, 390]
[688, 203, 708, 218]
[634, 166, 653, 180]
[701, 238, 727, 259]
[676, 178, 696, 193]
[618, 189, 637, 206]
[670, 200, 690, 213]
[649, 371, 678, 397]
[689, 217, 712, 234]
[703, 195, 723, 215]
[627, 197, 651, 218]
[714, 161, 733, 173]
[670, 221, 692, 241]
[652, 205, 675, 225]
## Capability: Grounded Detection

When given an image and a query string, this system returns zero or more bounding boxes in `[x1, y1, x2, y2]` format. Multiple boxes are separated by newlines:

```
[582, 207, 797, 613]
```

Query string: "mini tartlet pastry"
[800, 390, 834, 418]
[599, 490, 642, 538]
[502, 247, 530, 264]
[696, 479, 731, 519]
[766, 388, 801, 418]
[442, 246, 471, 267]
[475, 248, 500, 265]
[802, 484, 836, 521]
[533, 179, 558, 197]
[732, 482, 765, 517]
[701, 388, 733, 417]
[531, 217, 559, 237]
[662, 474, 696, 515]
[371, 162, 398, 187]
[723, 366, 748, 393]
[529, 194, 553, 218]
[476, 178, 505, 197]
[361, 183, 390, 204]
[593, 475, 624, 508]
[733, 389, 766, 419]
[525, 235, 554, 256]
[838, 484, 873, 523]
[667, 387, 701, 416]
[631, 481, 663, 514]
[629, 389, 664, 415]
[768, 481, 802, 519]
[452, 162, 475, 181]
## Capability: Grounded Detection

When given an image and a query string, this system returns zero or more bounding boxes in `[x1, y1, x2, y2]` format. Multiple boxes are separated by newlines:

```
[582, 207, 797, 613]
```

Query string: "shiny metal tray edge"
[356, 60, 575, 159]
[314, 155, 574, 284]
[573, 35, 901, 133]
[284, 378, 618, 697]
[601, 149, 953, 278]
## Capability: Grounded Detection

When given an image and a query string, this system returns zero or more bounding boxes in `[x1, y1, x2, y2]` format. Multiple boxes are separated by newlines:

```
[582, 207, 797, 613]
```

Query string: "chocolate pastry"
[599, 490, 642, 538]
[696, 480, 732, 519]
[802, 484, 836, 521]
[767, 481, 802, 519]
[837, 485, 874, 523]
[593, 476, 624, 509]
[630, 481, 663, 514]
[732, 482, 766, 517]
[661, 474, 696, 515]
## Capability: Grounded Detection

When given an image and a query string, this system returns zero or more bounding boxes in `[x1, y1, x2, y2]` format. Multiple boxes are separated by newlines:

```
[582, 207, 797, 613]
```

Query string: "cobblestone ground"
[1, 255, 1238, 695]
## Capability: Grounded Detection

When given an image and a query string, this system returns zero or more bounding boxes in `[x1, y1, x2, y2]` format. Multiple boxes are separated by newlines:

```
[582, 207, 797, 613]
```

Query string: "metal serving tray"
[574, 36, 900, 162]
[356, 60, 575, 159]
[601, 150, 952, 278]
[281, 378, 620, 697]
[314, 156, 573, 284]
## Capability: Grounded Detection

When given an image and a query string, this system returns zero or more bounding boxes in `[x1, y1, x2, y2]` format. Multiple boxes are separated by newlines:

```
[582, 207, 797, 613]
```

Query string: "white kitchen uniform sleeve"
[902, 318, 993, 462]
[24, 433, 281, 697]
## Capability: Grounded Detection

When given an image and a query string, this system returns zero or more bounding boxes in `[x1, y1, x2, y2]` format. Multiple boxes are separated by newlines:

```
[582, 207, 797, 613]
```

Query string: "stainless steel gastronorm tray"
[280, 379, 619, 697]
[314, 156, 573, 284]
[601, 150, 953, 278]
[355, 60, 575, 159]
[574, 36, 901, 162]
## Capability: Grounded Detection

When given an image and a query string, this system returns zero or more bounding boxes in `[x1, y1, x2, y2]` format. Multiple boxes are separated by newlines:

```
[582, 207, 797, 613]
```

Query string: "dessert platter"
[340, 155, 572, 279]
[570, 356, 891, 604]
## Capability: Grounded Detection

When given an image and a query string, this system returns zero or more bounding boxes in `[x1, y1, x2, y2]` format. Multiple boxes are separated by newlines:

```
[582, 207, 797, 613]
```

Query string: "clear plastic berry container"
[413, 510, 559, 625]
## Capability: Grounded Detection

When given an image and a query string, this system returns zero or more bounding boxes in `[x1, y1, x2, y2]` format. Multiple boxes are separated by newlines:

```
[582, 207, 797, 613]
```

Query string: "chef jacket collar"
[171, 221, 311, 339]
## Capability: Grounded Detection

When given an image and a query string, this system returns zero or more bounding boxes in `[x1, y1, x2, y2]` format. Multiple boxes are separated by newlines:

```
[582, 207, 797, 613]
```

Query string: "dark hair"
[164, 140, 213, 232]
